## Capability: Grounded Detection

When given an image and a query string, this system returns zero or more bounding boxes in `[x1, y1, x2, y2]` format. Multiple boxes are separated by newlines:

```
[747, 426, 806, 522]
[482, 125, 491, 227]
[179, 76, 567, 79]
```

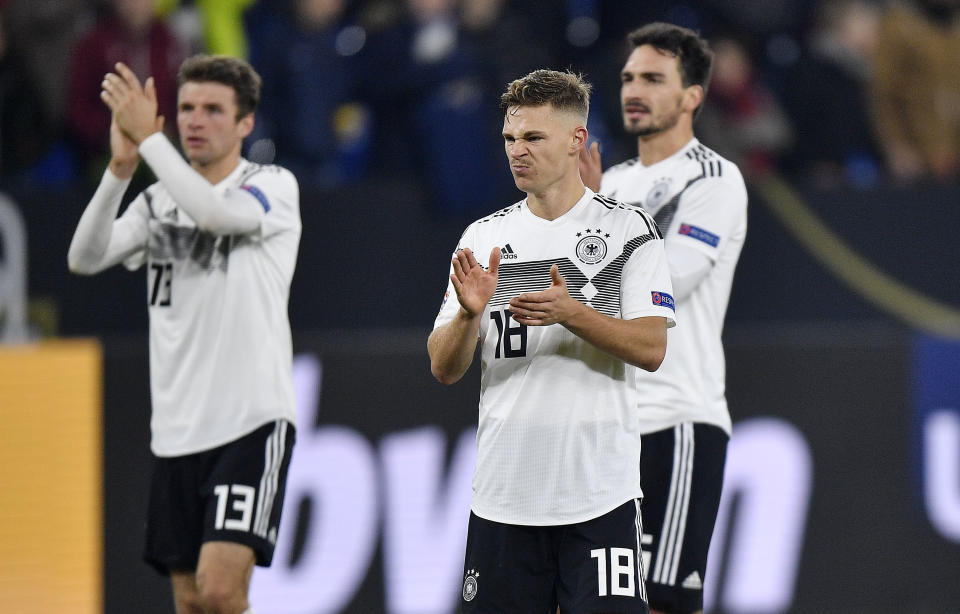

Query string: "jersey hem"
[470, 492, 643, 527]
[150, 415, 296, 457]
[638, 415, 732, 436]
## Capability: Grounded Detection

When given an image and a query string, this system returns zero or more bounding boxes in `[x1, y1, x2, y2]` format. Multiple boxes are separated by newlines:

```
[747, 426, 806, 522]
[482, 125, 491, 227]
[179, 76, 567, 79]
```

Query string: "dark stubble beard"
[623, 99, 683, 137]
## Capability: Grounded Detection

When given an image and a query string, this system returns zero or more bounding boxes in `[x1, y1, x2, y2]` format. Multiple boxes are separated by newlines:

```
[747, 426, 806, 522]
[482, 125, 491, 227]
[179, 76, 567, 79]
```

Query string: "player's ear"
[237, 113, 254, 138]
[683, 84, 704, 114]
[571, 125, 588, 153]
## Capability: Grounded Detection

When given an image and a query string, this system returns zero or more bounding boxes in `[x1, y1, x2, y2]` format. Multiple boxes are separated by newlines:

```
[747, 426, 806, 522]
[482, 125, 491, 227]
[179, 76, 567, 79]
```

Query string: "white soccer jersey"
[601, 138, 747, 435]
[434, 188, 677, 526]
[116, 159, 301, 456]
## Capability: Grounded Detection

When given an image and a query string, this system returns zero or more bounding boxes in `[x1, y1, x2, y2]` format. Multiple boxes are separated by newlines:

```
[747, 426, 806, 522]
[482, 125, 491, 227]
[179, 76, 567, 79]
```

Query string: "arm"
[663, 174, 747, 297]
[428, 311, 484, 385]
[428, 246, 500, 385]
[68, 117, 149, 275]
[101, 62, 264, 235]
[509, 265, 668, 371]
[138, 133, 264, 235]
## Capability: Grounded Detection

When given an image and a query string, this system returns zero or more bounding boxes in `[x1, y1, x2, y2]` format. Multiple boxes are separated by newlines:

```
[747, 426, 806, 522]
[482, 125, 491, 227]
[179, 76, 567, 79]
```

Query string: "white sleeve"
[621, 233, 677, 327]
[231, 165, 301, 242]
[666, 242, 713, 300]
[68, 169, 151, 275]
[668, 176, 747, 262]
[138, 132, 264, 236]
[432, 226, 473, 330]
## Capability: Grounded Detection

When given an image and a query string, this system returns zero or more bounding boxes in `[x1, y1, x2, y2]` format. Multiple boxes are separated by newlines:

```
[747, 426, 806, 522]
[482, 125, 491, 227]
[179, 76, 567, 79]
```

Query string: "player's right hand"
[107, 114, 164, 179]
[450, 247, 499, 318]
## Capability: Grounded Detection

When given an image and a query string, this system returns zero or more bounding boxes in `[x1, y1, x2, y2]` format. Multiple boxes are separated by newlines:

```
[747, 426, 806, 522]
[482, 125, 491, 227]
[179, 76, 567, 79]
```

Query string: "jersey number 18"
[490, 308, 527, 358]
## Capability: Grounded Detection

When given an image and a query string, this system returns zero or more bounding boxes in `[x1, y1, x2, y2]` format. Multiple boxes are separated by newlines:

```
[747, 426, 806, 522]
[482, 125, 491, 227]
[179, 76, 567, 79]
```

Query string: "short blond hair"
[500, 69, 591, 120]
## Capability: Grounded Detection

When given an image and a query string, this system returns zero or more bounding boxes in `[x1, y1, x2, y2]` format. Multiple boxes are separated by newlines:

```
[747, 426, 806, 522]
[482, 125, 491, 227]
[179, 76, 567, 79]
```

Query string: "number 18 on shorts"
[460, 499, 649, 613]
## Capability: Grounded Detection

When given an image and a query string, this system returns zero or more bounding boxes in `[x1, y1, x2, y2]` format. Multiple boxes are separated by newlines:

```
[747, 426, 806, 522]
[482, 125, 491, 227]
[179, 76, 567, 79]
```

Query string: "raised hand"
[578, 141, 603, 192]
[100, 62, 161, 144]
[450, 247, 500, 318]
[509, 264, 583, 326]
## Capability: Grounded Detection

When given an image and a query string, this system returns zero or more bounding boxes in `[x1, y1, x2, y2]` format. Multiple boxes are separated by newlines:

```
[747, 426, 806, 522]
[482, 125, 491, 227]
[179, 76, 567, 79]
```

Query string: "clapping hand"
[100, 62, 164, 145]
[509, 264, 582, 326]
[450, 247, 500, 318]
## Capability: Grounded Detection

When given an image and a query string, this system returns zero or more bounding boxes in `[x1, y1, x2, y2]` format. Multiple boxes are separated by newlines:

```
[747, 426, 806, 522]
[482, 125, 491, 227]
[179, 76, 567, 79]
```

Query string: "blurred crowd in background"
[3, 0, 960, 215]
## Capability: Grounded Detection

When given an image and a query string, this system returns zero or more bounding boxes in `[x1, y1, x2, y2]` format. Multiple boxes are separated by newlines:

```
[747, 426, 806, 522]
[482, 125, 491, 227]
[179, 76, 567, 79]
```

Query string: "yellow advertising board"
[0, 339, 102, 613]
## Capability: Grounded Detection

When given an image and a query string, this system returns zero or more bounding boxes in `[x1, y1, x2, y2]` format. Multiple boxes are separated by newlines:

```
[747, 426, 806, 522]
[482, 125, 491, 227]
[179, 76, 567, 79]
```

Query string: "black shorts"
[639, 422, 728, 614]
[143, 420, 295, 575]
[460, 499, 649, 614]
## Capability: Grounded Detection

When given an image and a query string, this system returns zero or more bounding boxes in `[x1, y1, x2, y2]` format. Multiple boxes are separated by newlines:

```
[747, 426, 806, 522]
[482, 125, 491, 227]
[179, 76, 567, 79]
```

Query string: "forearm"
[68, 169, 130, 274]
[138, 133, 262, 235]
[428, 310, 483, 385]
[562, 305, 666, 371]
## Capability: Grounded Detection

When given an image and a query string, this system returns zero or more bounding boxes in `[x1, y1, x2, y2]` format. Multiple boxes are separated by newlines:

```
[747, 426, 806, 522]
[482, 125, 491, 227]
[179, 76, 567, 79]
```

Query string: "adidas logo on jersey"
[681, 571, 703, 590]
[500, 244, 518, 259]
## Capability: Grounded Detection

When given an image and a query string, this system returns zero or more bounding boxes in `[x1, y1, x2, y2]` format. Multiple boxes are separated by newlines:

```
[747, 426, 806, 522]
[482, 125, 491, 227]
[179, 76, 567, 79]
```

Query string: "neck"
[192, 153, 242, 185]
[635, 122, 694, 166]
[526, 172, 586, 221]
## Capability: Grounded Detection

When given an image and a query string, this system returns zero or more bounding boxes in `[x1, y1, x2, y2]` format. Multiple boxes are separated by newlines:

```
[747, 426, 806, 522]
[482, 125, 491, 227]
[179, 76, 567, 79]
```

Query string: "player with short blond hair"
[430, 68, 677, 613]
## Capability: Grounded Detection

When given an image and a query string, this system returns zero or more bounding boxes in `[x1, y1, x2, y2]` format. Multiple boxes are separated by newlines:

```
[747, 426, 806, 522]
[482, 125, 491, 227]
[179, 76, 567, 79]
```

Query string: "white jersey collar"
[521, 187, 595, 226]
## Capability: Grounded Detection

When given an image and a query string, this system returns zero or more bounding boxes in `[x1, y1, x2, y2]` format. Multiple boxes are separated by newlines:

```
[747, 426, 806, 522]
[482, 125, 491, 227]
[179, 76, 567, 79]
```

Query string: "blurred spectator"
[196, 0, 254, 57]
[363, 0, 506, 215]
[781, 0, 882, 189]
[701, 0, 812, 35]
[0, 5, 52, 183]
[65, 0, 184, 179]
[248, 0, 370, 186]
[871, 0, 960, 183]
[696, 34, 792, 177]
[460, 0, 560, 92]
[3, 0, 91, 135]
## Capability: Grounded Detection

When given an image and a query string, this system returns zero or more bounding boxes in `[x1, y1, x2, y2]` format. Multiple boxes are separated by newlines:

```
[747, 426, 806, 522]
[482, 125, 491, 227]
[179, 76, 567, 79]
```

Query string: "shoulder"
[456, 201, 524, 245]
[603, 156, 641, 179]
[680, 142, 747, 198]
[590, 192, 662, 238]
[683, 143, 742, 182]
[237, 161, 298, 188]
[474, 201, 523, 226]
[236, 161, 299, 202]
[605, 156, 641, 174]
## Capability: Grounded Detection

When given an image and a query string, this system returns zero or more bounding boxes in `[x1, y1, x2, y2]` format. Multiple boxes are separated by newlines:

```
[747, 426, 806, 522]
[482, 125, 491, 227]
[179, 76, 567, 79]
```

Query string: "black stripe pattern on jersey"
[490, 258, 590, 307]
[592, 193, 663, 239]
[149, 222, 232, 272]
[237, 161, 285, 185]
[476, 202, 522, 225]
[489, 232, 659, 317]
[684, 143, 715, 162]
[652, 174, 707, 231]
[143, 187, 157, 219]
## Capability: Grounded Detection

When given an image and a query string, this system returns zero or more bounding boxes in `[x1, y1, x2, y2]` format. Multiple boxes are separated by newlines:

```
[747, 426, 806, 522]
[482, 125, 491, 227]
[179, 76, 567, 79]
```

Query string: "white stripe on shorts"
[652, 423, 695, 585]
[634, 498, 647, 602]
[254, 421, 286, 538]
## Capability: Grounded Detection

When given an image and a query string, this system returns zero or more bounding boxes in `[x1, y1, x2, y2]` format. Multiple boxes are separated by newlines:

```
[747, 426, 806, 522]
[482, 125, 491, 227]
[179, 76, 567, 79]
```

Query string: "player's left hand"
[509, 264, 583, 326]
[578, 141, 603, 192]
[100, 62, 160, 145]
